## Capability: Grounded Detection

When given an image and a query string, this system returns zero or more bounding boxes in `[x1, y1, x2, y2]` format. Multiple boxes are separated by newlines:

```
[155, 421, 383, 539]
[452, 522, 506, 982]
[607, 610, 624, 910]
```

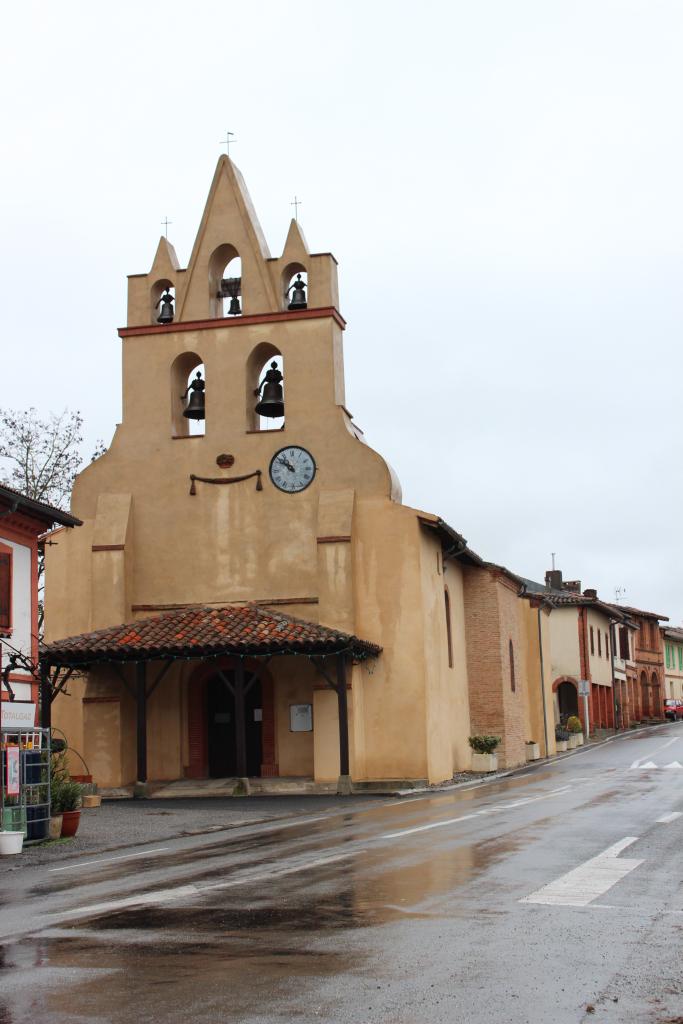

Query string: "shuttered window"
[0, 550, 11, 631]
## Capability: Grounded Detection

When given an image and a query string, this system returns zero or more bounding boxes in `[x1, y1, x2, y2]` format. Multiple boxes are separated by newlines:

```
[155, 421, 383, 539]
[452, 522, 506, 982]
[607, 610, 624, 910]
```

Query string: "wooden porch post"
[234, 660, 247, 778]
[135, 661, 148, 795]
[40, 664, 52, 731]
[336, 653, 351, 794]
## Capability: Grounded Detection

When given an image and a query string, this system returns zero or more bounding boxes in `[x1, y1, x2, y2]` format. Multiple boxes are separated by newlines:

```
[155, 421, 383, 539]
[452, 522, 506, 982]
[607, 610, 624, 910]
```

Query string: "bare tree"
[0, 408, 105, 630]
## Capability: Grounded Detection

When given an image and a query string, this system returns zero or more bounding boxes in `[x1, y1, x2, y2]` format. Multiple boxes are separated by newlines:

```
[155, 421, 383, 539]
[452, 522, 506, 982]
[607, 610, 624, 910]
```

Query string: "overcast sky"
[1, 1, 681, 621]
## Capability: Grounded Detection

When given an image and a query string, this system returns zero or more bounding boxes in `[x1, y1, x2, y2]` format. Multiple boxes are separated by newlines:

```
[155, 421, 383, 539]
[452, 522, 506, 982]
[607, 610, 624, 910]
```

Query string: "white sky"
[1, 1, 681, 621]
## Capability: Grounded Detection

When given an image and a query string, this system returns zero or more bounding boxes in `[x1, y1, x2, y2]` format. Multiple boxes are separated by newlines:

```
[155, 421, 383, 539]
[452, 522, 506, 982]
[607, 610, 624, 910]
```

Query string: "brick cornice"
[119, 306, 346, 338]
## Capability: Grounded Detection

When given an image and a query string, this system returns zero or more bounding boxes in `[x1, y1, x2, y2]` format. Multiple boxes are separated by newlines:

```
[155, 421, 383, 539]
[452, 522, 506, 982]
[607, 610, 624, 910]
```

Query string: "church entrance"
[206, 671, 262, 778]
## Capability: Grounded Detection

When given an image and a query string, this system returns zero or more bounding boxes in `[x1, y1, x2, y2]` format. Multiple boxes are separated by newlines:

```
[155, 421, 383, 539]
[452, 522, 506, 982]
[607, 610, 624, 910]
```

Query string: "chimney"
[583, 588, 597, 600]
[545, 569, 563, 590]
[562, 580, 581, 593]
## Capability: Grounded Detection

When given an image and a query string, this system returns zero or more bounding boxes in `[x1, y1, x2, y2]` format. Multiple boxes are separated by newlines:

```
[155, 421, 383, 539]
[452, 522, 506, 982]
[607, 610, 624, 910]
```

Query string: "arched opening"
[246, 341, 285, 432]
[151, 278, 175, 324]
[209, 244, 242, 318]
[640, 671, 650, 718]
[171, 351, 205, 437]
[651, 671, 661, 717]
[556, 680, 578, 723]
[281, 262, 308, 311]
[444, 587, 453, 669]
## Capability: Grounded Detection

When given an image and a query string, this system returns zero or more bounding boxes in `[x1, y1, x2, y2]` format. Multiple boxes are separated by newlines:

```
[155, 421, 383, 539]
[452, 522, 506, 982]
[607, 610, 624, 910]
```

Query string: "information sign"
[1, 702, 37, 731]
[5, 745, 20, 796]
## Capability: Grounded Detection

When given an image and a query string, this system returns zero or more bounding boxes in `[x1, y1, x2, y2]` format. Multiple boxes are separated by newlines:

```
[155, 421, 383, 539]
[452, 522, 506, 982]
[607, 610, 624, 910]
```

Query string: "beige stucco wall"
[548, 607, 581, 682]
[586, 609, 613, 687]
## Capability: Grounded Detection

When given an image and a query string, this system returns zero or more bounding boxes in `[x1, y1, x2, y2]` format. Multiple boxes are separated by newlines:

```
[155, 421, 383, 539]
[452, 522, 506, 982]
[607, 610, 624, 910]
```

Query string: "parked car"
[663, 699, 683, 721]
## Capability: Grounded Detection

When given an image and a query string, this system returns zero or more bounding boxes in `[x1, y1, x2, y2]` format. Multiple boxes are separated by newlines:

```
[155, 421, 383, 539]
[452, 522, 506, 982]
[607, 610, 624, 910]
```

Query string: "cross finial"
[291, 195, 302, 221]
[220, 131, 235, 155]
[161, 216, 172, 238]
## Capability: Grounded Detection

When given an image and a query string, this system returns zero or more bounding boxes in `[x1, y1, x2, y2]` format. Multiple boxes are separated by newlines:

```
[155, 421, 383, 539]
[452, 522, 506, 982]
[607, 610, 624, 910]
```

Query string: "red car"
[663, 699, 683, 721]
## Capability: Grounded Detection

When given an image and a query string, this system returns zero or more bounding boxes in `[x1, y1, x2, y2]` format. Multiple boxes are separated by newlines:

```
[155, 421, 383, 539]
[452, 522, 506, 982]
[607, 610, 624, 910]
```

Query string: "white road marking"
[629, 736, 681, 769]
[629, 761, 658, 770]
[663, 762, 683, 771]
[49, 848, 170, 872]
[50, 852, 353, 923]
[656, 811, 682, 823]
[520, 836, 643, 907]
[381, 787, 572, 840]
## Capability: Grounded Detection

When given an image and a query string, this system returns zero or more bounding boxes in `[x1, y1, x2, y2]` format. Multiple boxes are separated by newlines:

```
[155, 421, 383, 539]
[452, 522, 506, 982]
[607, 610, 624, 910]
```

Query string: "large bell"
[221, 277, 242, 317]
[254, 361, 284, 418]
[181, 371, 206, 420]
[227, 294, 242, 315]
[156, 290, 175, 324]
[287, 273, 307, 310]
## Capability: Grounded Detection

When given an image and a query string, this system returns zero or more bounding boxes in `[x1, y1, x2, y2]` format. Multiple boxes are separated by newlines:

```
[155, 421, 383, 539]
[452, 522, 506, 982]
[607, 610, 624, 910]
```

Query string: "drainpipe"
[537, 604, 550, 757]
[610, 620, 619, 731]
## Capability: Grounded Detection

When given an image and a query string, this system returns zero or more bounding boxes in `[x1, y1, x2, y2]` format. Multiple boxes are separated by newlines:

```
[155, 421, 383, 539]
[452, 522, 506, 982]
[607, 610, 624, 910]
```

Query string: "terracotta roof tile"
[42, 604, 382, 665]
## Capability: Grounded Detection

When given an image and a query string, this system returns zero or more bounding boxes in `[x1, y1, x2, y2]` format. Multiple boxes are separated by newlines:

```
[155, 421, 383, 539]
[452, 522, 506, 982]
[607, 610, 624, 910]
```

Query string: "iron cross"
[161, 216, 172, 238]
[220, 131, 235, 155]
[291, 195, 302, 221]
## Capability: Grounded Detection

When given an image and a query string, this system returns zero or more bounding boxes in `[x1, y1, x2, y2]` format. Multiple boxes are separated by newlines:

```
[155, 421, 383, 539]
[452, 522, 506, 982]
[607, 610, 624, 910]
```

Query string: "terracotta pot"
[49, 815, 63, 840]
[61, 810, 81, 838]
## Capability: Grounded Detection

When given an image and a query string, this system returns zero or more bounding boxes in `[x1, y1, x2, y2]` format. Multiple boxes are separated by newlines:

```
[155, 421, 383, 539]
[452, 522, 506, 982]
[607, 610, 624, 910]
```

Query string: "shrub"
[555, 725, 570, 742]
[468, 735, 501, 755]
[52, 780, 82, 814]
[566, 716, 582, 734]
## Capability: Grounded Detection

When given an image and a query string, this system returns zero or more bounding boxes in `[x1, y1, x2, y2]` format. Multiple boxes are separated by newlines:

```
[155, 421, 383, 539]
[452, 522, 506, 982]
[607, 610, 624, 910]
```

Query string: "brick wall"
[463, 567, 528, 769]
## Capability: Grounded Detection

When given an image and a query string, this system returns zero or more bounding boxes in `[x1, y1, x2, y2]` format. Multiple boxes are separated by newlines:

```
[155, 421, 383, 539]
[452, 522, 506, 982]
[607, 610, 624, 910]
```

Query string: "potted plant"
[555, 725, 570, 752]
[58, 781, 83, 838]
[469, 735, 501, 772]
[566, 715, 583, 747]
[525, 740, 540, 761]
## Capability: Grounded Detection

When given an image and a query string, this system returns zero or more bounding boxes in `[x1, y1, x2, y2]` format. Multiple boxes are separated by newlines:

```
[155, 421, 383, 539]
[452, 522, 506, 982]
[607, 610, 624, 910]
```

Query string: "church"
[43, 157, 554, 792]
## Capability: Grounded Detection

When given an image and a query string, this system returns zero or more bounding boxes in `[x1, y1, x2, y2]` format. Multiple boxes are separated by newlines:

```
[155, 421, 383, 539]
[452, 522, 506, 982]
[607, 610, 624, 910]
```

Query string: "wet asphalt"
[0, 723, 682, 1024]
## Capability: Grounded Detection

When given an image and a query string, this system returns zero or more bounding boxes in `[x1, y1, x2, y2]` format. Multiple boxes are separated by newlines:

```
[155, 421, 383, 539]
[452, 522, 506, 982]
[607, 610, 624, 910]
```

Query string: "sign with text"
[1, 701, 37, 731]
[578, 679, 590, 697]
[5, 745, 19, 796]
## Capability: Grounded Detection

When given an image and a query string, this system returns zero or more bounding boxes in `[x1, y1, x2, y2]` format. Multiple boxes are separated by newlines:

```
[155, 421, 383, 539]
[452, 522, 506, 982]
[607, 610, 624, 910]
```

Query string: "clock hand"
[277, 455, 296, 473]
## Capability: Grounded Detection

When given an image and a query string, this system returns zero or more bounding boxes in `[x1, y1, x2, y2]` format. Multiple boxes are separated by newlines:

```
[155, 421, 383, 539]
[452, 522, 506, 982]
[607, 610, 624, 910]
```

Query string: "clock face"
[269, 446, 316, 493]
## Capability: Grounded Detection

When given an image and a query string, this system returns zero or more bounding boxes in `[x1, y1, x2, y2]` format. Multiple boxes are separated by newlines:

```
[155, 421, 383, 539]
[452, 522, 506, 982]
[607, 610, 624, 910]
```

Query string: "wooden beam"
[336, 653, 350, 781]
[136, 662, 147, 785]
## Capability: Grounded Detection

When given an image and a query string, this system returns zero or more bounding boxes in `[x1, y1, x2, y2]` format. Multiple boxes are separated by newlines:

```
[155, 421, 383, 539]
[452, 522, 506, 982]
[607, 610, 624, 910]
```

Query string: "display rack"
[1, 727, 51, 844]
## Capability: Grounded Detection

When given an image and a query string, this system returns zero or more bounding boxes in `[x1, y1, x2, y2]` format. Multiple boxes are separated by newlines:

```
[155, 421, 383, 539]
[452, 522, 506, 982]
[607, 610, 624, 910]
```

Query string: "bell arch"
[281, 262, 308, 311]
[151, 278, 175, 324]
[209, 243, 242, 318]
[246, 341, 284, 432]
[171, 351, 205, 437]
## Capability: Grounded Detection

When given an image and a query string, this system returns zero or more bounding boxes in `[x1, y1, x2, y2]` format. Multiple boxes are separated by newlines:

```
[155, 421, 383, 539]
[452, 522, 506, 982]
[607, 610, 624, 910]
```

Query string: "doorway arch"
[186, 658, 276, 778]
[640, 671, 650, 718]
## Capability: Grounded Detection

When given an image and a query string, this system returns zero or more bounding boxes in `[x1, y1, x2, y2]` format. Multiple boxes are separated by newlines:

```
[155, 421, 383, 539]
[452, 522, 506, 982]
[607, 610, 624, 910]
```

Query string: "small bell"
[181, 371, 206, 420]
[254, 361, 284, 419]
[286, 273, 307, 310]
[156, 289, 175, 324]
[220, 277, 242, 316]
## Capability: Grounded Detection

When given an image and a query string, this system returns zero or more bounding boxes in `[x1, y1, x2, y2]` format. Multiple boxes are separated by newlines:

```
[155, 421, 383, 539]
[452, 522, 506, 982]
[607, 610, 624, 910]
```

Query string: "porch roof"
[41, 603, 382, 667]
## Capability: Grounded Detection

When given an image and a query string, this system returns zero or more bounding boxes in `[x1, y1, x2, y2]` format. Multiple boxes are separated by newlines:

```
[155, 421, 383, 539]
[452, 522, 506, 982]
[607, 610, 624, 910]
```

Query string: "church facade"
[44, 157, 553, 790]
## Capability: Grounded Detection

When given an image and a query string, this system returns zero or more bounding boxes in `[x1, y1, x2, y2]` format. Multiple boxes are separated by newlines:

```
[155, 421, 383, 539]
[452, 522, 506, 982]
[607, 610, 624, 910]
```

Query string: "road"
[1, 723, 682, 1023]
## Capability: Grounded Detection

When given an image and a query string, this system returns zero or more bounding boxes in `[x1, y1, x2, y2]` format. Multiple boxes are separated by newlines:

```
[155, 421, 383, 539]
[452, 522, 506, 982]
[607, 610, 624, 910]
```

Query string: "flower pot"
[568, 735, 579, 749]
[575, 734, 584, 746]
[0, 831, 24, 855]
[556, 740, 568, 753]
[81, 794, 101, 809]
[471, 751, 498, 773]
[60, 810, 81, 838]
[49, 815, 63, 840]
[525, 742, 540, 761]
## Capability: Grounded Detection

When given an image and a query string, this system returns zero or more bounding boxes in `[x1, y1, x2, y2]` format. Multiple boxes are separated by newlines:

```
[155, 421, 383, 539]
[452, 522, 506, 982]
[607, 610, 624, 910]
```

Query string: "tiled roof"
[604, 603, 669, 622]
[42, 604, 382, 665]
[0, 483, 82, 528]
[520, 578, 627, 620]
[663, 625, 683, 641]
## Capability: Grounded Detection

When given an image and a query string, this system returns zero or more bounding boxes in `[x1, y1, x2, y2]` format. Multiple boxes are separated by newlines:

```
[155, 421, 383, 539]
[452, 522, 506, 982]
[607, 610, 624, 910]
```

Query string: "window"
[605, 632, 609, 659]
[444, 588, 453, 669]
[619, 626, 629, 660]
[598, 630, 602, 657]
[0, 547, 12, 632]
[590, 626, 595, 656]
[678, 647, 682, 671]
[666, 644, 671, 669]
[509, 639, 516, 692]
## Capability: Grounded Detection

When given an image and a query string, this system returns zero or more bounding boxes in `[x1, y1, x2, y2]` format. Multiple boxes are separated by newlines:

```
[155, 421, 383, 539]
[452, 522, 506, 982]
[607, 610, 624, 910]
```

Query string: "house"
[0, 484, 80, 718]
[606, 604, 668, 720]
[521, 570, 627, 733]
[662, 625, 683, 702]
